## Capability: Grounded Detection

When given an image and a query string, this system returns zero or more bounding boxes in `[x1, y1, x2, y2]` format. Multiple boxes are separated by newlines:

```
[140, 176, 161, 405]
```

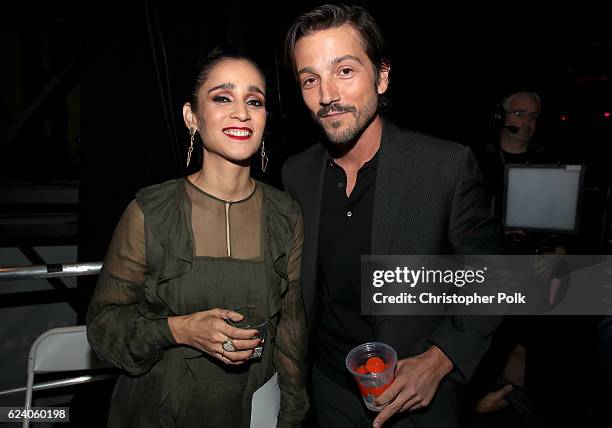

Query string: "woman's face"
[193, 58, 266, 165]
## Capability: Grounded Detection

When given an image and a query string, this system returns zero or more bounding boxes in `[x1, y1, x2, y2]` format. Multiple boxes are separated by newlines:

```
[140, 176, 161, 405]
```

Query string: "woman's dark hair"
[284, 3, 390, 76]
[188, 46, 266, 112]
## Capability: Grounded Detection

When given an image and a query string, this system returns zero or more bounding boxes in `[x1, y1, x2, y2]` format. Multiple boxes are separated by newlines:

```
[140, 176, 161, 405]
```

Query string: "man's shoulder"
[384, 119, 466, 158]
[530, 140, 548, 155]
[282, 143, 326, 186]
[284, 143, 326, 167]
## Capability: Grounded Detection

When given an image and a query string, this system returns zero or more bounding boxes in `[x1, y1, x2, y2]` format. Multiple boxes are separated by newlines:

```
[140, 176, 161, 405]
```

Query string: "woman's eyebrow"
[248, 84, 265, 96]
[208, 82, 234, 93]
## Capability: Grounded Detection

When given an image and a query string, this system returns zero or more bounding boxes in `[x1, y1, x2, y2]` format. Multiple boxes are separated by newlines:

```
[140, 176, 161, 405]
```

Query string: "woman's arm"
[86, 201, 176, 375]
[273, 212, 309, 427]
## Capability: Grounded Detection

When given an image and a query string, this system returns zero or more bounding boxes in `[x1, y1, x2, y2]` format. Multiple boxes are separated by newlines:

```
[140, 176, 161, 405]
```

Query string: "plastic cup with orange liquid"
[345, 342, 398, 411]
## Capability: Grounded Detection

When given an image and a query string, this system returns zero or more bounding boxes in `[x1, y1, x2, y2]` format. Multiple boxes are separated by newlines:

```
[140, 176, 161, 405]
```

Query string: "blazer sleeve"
[427, 147, 506, 382]
[281, 156, 299, 197]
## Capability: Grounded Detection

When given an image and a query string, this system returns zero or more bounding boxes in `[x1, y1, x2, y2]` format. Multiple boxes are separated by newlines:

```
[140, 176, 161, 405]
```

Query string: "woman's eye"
[212, 95, 231, 103]
[247, 99, 265, 108]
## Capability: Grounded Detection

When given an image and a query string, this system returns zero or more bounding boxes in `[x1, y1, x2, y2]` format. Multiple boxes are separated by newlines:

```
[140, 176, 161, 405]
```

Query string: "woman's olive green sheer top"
[86, 178, 308, 427]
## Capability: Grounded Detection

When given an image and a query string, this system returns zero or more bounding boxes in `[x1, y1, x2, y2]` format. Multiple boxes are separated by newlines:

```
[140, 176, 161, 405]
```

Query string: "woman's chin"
[223, 153, 256, 168]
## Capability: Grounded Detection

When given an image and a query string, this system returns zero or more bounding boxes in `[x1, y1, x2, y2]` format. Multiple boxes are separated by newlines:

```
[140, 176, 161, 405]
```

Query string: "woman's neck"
[188, 155, 253, 202]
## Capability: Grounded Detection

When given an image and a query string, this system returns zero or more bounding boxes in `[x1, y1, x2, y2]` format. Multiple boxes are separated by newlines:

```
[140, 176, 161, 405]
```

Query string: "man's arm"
[429, 146, 505, 382]
[373, 147, 506, 427]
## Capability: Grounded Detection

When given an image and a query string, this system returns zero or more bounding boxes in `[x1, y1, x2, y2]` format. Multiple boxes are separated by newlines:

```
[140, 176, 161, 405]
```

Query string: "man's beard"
[314, 95, 379, 146]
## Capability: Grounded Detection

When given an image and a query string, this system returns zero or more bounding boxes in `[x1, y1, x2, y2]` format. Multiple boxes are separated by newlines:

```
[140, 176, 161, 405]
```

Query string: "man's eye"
[339, 68, 352, 76]
[302, 77, 316, 88]
[511, 111, 530, 118]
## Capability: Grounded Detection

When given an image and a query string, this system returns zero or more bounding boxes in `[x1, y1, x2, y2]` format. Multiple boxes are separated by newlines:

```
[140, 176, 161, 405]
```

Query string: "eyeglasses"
[507, 110, 539, 120]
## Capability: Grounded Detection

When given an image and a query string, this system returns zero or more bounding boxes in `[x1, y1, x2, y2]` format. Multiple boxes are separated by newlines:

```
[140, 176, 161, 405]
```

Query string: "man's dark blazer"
[282, 118, 505, 423]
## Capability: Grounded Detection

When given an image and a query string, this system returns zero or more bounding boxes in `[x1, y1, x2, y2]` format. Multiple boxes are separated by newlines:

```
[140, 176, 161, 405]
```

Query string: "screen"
[503, 164, 584, 233]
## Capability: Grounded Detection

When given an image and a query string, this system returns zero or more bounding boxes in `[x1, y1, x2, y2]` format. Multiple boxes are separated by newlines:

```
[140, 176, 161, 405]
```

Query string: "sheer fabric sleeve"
[86, 200, 176, 376]
[273, 212, 309, 427]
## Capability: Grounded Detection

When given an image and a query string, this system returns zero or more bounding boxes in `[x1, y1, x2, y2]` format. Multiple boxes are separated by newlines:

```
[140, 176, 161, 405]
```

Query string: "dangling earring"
[260, 140, 269, 173]
[186, 128, 195, 167]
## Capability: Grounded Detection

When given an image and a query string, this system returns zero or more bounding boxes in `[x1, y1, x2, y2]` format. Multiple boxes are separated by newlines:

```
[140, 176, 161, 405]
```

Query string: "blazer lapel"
[371, 119, 421, 254]
[301, 146, 327, 318]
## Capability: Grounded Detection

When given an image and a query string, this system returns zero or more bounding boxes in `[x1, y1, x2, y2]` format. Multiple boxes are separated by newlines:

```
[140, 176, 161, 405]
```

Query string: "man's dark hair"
[284, 3, 390, 78]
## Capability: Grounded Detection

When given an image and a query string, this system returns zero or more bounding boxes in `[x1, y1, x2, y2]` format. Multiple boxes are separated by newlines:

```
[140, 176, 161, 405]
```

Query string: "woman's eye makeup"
[210, 94, 265, 108]
[247, 98, 265, 107]
[212, 95, 231, 103]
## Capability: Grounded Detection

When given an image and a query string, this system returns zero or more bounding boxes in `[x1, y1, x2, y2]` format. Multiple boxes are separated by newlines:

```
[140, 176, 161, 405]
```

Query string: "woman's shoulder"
[134, 178, 187, 232]
[136, 178, 184, 202]
[135, 178, 186, 212]
[258, 181, 300, 219]
[133, 178, 192, 263]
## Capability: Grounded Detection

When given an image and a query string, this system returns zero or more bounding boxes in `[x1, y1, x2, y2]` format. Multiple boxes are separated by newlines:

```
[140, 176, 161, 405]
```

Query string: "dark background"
[2, 2, 611, 258]
[1, 1, 611, 426]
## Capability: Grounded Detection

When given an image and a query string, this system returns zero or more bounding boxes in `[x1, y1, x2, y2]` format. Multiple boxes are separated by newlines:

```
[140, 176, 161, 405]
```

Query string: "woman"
[86, 48, 308, 427]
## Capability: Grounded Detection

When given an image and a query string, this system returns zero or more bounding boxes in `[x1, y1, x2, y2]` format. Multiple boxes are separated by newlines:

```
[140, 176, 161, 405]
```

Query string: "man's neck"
[500, 134, 528, 154]
[334, 115, 383, 173]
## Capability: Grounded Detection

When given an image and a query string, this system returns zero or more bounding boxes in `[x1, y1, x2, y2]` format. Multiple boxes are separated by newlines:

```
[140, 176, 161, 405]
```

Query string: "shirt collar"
[326, 150, 379, 171]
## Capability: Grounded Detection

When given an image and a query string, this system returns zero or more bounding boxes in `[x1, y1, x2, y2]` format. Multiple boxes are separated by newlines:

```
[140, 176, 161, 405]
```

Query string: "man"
[498, 91, 543, 159]
[476, 91, 549, 216]
[472, 92, 574, 427]
[281, 4, 504, 427]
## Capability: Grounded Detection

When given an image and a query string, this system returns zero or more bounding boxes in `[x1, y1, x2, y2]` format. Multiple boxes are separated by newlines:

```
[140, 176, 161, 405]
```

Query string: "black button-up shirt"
[316, 152, 378, 382]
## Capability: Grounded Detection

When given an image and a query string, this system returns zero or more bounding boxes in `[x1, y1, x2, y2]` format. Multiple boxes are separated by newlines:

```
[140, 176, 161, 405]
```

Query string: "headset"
[492, 103, 507, 123]
[491, 103, 516, 133]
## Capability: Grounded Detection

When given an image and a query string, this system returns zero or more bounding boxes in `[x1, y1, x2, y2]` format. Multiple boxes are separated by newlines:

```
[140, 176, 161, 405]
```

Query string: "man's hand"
[372, 345, 453, 428]
[475, 384, 513, 413]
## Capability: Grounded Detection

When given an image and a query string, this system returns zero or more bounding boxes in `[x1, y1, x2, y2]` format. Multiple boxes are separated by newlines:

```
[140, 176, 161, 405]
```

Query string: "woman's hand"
[168, 308, 261, 365]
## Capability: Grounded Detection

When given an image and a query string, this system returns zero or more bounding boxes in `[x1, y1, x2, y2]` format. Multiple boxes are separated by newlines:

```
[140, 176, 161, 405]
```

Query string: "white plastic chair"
[21, 325, 115, 427]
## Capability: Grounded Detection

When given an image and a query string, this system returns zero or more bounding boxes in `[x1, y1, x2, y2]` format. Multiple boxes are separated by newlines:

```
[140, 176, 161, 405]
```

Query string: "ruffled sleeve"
[273, 212, 310, 427]
[86, 200, 176, 375]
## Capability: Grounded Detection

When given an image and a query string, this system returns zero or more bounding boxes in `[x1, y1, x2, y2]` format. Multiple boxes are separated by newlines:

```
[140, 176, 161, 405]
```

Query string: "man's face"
[504, 95, 540, 143]
[294, 25, 389, 145]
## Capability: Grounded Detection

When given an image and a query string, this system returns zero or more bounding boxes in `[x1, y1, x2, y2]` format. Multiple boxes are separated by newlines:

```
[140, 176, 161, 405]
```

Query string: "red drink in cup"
[345, 342, 398, 411]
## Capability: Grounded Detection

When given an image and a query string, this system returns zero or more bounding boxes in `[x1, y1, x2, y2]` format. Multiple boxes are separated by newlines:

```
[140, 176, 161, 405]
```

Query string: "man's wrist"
[427, 345, 454, 378]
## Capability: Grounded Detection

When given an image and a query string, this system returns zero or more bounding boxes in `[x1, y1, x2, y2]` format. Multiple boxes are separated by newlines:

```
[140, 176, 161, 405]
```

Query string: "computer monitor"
[503, 164, 584, 233]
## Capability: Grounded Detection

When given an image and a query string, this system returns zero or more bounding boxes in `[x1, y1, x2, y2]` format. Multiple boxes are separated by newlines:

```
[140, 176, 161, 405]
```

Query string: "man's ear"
[376, 62, 390, 95]
[182, 102, 198, 130]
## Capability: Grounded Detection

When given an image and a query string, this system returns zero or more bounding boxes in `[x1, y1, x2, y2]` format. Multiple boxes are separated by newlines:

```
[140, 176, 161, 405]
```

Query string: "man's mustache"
[317, 103, 357, 118]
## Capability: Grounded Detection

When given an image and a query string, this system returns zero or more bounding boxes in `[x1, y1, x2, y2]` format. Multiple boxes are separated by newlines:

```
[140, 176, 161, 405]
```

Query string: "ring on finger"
[222, 338, 237, 352]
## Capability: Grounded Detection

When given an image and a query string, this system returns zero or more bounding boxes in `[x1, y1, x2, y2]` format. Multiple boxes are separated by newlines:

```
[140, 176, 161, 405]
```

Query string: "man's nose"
[319, 79, 340, 106]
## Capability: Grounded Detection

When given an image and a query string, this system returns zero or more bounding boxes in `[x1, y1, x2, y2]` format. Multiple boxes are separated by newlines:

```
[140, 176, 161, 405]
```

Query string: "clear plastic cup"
[345, 342, 397, 411]
[225, 305, 268, 359]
